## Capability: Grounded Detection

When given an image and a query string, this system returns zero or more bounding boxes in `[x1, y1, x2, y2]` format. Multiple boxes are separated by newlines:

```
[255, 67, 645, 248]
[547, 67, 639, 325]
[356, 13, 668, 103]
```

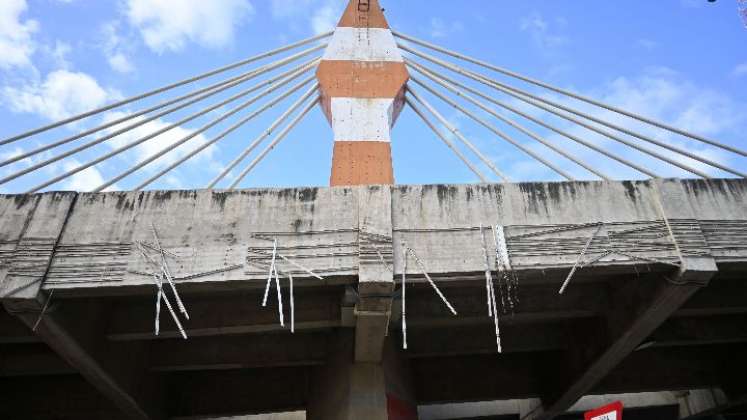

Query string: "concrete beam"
[0, 193, 163, 420]
[149, 331, 329, 372]
[528, 180, 721, 420]
[531, 264, 716, 419]
[676, 275, 747, 317]
[595, 345, 732, 395]
[411, 345, 738, 407]
[404, 322, 569, 358]
[650, 314, 747, 348]
[106, 289, 342, 341]
[403, 280, 606, 326]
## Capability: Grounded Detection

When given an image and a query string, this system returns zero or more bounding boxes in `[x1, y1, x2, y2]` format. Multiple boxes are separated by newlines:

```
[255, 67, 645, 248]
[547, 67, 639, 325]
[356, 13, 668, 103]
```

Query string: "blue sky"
[0, 0, 746, 192]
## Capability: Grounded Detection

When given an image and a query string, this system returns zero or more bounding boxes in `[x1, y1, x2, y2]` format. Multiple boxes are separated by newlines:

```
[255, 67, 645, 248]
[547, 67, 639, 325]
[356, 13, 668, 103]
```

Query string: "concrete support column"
[308, 332, 417, 420]
[356, 185, 394, 362]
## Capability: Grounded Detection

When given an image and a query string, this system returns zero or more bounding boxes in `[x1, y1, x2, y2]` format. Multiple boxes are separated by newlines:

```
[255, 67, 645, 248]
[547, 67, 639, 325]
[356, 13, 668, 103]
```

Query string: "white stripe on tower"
[331, 98, 395, 142]
[317, 0, 409, 186]
[323, 27, 403, 62]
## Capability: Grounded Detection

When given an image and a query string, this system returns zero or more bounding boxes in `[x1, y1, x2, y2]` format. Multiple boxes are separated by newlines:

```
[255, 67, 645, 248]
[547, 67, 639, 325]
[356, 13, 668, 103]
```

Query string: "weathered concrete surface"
[0, 179, 743, 297]
[392, 179, 747, 276]
[0, 179, 745, 420]
[23, 187, 361, 294]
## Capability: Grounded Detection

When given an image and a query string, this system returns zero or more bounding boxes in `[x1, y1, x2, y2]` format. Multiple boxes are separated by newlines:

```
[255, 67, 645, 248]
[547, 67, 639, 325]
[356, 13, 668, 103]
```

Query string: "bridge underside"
[0, 179, 746, 419]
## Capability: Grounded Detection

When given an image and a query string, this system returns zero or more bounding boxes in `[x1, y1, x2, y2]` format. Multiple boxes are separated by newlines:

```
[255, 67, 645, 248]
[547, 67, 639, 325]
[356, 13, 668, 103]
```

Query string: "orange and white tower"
[317, 0, 409, 186]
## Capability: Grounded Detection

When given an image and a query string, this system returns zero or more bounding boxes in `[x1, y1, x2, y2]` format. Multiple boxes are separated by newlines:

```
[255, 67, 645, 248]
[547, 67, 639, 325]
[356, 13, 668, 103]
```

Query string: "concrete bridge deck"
[0, 178, 746, 419]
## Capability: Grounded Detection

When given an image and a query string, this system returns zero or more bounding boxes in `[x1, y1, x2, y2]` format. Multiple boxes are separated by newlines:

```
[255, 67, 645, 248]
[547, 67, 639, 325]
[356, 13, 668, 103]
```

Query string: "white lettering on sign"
[590, 413, 617, 420]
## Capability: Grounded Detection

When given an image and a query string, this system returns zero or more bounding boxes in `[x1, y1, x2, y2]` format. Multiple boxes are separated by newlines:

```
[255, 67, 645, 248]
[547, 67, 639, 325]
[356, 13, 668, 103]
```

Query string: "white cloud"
[3, 70, 116, 121]
[733, 63, 747, 77]
[429, 17, 464, 39]
[101, 111, 219, 174]
[108, 52, 134, 74]
[520, 13, 570, 50]
[125, 0, 254, 53]
[0, 0, 39, 69]
[515, 67, 746, 180]
[62, 159, 117, 192]
[603, 67, 744, 136]
[100, 21, 135, 74]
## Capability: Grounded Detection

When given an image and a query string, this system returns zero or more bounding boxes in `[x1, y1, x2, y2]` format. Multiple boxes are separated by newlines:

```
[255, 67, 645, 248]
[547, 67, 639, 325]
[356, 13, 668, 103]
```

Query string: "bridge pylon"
[317, 0, 409, 186]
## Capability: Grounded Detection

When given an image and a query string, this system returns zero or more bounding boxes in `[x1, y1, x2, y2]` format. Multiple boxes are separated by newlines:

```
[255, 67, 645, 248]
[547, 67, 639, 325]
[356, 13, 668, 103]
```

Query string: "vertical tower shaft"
[317, 0, 409, 186]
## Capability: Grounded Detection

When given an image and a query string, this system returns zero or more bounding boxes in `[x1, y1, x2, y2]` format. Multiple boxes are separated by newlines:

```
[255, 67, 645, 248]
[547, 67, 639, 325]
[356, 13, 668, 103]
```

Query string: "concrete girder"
[0, 193, 164, 420]
[528, 179, 722, 420]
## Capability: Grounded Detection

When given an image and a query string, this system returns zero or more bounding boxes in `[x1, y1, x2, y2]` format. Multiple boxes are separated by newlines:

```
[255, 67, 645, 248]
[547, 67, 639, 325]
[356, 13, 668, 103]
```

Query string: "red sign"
[584, 401, 623, 420]
[386, 393, 418, 420]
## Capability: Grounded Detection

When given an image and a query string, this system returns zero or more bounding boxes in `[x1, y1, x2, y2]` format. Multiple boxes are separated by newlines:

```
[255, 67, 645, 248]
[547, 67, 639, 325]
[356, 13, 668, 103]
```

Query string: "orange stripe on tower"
[317, 0, 409, 186]
[338, 0, 390, 28]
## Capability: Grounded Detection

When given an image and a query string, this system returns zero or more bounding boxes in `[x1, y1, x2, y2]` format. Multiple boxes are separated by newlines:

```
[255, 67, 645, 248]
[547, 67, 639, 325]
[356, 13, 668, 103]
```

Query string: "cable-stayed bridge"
[0, 1, 746, 419]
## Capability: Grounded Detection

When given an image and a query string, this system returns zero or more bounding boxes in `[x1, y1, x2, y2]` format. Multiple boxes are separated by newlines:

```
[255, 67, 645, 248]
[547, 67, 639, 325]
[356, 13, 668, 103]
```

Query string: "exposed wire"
[155, 277, 162, 336]
[153, 273, 187, 340]
[489, 268, 502, 354]
[274, 263, 284, 327]
[249, 235, 326, 280]
[31, 289, 54, 332]
[559, 225, 602, 295]
[151, 223, 189, 320]
[480, 224, 494, 317]
[289, 272, 295, 333]
[405, 244, 457, 316]
[401, 245, 408, 350]
[263, 239, 278, 307]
